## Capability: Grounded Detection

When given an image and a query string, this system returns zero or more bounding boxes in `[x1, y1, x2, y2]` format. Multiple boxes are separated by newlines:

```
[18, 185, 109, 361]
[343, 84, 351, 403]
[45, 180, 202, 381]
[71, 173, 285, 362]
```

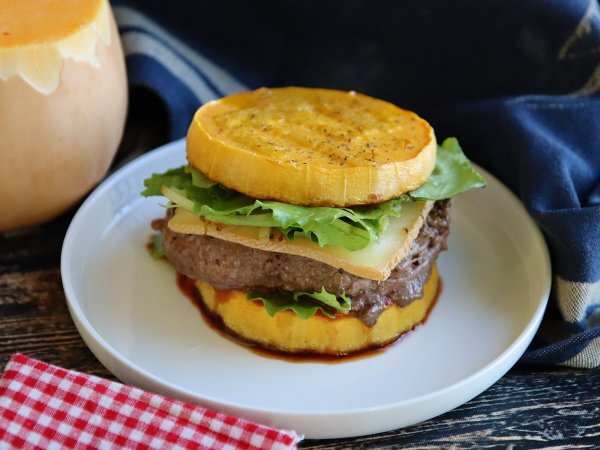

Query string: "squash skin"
[0, 4, 127, 232]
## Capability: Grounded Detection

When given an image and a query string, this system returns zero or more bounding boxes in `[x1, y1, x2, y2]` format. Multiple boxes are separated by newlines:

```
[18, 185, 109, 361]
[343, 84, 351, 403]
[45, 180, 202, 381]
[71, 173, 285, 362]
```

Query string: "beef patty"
[154, 200, 450, 327]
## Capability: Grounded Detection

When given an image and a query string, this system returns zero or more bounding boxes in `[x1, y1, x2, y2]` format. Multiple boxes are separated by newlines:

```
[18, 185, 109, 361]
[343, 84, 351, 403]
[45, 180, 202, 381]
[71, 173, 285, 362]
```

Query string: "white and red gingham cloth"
[0, 354, 302, 449]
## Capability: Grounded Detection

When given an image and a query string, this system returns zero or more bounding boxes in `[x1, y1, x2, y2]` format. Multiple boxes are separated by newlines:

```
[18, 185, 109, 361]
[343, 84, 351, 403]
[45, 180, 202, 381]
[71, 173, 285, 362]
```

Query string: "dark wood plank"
[301, 367, 600, 448]
[0, 267, 113, 378]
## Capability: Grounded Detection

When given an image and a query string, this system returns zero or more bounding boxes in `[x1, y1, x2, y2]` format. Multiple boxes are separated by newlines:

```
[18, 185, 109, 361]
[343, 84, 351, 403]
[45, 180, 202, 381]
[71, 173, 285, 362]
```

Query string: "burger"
[142, 87, 485, 356]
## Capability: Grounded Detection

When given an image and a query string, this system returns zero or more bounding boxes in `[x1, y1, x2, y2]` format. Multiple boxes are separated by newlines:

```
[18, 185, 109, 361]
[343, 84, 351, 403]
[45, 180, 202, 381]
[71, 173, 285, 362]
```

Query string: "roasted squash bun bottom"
[196, 266, 440, 355]
[142, 87, 485, 356]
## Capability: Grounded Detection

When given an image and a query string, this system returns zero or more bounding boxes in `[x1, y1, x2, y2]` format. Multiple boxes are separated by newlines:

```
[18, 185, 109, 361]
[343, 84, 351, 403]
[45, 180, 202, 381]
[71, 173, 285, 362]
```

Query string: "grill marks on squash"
[188, 87, 437, 206]
[206, 88, 427, 167]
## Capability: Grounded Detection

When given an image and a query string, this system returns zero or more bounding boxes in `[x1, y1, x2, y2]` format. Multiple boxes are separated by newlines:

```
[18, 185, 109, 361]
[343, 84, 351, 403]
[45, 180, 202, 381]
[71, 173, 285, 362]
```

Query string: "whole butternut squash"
[0, 0, 127, 231]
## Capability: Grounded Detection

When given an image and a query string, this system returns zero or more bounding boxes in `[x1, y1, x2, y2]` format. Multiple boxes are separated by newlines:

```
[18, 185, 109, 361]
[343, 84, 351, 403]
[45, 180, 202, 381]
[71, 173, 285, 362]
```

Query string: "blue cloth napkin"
[112, 0, 600, 368]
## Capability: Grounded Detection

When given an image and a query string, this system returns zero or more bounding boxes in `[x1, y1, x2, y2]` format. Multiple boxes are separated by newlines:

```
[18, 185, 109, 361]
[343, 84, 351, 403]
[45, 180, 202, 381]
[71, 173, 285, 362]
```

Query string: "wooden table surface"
[1, 90, 599, 448]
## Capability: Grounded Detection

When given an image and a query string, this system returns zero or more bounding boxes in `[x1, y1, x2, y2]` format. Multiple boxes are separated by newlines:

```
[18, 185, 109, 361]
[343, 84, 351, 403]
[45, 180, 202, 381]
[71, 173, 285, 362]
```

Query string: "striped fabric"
[111, 1, 600, 368]
[521, 277, 600, 368]
[113, 5, 248, 138]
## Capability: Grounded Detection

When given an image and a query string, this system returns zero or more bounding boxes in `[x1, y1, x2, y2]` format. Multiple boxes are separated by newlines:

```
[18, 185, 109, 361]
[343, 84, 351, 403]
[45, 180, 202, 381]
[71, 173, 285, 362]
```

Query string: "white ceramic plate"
[61, 139, 551, 439]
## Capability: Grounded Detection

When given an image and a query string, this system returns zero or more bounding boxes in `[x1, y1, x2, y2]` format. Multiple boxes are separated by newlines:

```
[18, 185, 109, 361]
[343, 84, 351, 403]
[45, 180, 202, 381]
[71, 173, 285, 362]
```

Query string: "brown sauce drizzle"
[176, 273, 442, 364]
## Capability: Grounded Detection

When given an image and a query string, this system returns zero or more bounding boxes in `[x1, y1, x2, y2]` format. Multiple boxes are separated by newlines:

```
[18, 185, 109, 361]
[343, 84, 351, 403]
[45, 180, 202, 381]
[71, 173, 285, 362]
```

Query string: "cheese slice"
[167, 201, 432, 281]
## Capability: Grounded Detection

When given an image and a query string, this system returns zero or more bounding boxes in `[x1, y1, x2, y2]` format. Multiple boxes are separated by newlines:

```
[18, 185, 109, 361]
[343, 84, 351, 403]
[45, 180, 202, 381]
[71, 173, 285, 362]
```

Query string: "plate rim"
[61, 138, 551, 433]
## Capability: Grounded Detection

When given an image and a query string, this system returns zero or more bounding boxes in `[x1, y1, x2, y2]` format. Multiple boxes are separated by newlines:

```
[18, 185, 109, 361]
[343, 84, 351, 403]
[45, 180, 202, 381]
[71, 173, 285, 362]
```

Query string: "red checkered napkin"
[0, 354, 302, 449]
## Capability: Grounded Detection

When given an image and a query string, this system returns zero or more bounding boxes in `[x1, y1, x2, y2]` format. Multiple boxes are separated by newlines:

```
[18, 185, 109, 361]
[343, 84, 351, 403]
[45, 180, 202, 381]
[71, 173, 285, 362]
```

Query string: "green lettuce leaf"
[143, 171, 394, 251]
[149, 233, 165, 260]
[408, 138, 487, 200]
[141, 138, 485, 251]
[247, 288, 351, 320]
